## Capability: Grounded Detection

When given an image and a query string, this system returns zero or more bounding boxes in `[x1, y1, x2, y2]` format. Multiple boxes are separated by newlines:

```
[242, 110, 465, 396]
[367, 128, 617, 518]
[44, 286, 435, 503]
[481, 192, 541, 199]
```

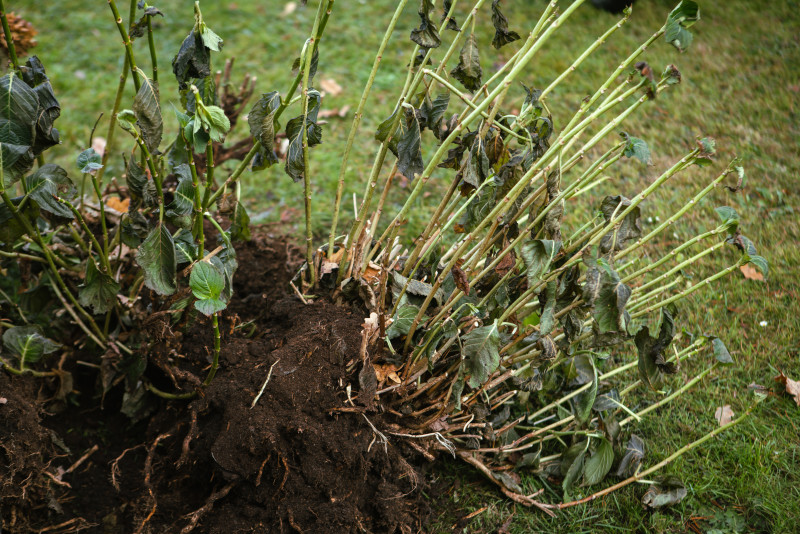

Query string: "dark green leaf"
[616, 434, 645, 477]
[561, 440, 587, 500]
[572, 354, 598, 424]
[583, 437, 614, 486]
[396, 107, 424, 179]
[126, 157, 157, 209]
[593, 389, 622, 412]
[491, 0, 521, 49]
[450, 33, 482, 92]
[462, 321, 500, 388]
[165, 163, 195, 224]
[593, 266, 631, 334]
[642, 475, 687, 508]
[420, 92, 450, 136]
[620, 133, 652, 165]
[133, 71, 163, 154]
[635, 307, 677, 390]
[748, 254, 769, 276]
[2, 325, 59, 365]
[172, 31, 211, 87]
[375, 106, 401, 155]
[20, 56, 61, 159]
[284, 90, 322, 182]
[0, 73, 39, 182]
[135, 224, 177, 296]
[230, 201, 251, 242]
[665, 1, 700, 52]
[25, 164, 75, 219]
[410, 0, 441, 49]
[249, 91, 281, 170]
[291, 48, 319, 86]
[173, 229, 198, 265]
[79, 259, 120, 314]
[539, 280, 557, 336]
[386, 305, 420, 339]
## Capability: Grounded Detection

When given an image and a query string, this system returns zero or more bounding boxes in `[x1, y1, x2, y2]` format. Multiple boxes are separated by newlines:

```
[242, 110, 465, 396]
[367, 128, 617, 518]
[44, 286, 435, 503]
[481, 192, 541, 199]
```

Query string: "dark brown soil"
[0, 232, 428, 533]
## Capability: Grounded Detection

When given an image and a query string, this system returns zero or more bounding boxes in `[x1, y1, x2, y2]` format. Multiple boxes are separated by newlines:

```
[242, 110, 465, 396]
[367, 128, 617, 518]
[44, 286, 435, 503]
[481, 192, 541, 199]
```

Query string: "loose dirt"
[0, 232, 429, 533]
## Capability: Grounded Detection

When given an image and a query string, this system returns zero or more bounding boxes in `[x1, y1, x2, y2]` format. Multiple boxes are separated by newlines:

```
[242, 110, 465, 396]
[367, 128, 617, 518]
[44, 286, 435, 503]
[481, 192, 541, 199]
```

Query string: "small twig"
[289, 280, 309, 304]
[251, 358, 281, 408]
[43, 470, 71, 488]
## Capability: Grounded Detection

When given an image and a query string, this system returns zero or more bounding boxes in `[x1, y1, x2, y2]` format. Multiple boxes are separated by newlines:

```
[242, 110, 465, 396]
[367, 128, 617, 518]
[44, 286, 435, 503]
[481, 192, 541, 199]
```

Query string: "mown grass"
[15, 0, 800, 532]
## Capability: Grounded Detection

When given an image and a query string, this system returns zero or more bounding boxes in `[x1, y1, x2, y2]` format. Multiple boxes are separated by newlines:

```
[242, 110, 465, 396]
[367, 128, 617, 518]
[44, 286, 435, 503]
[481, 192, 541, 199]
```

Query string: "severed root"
[180, 481, 237, 534]
[111, 444, 145, 491]
[177, 407, 199, 468]
[457, 451, 555, 517]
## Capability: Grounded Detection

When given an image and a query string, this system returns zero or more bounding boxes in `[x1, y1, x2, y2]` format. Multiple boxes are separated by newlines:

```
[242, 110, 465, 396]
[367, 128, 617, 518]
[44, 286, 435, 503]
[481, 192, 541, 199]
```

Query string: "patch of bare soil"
[0, 232, 428, 533]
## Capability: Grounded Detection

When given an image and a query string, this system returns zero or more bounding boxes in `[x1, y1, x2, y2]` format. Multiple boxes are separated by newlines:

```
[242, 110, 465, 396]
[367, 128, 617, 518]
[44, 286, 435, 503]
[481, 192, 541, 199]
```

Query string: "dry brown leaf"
[106, 197, 129, 213]
[774, 371, 800, 406]
[714, 405, 734, 426]
[739, 264, 764, 281]
[319, 77, 343, 96]
[452, 265, 470, 295]
[362, 262, 381, 285]
[373, 364, 401, 384]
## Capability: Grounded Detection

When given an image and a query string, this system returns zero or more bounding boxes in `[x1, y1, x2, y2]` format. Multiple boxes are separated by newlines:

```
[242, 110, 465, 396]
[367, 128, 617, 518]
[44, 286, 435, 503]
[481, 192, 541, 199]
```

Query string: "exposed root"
[177, 407, 199, 468]
[179, 481, 237, 534]
[110, 444, 145, 491]
[36, 517, 96, 533]
[135, 433, 171, 534]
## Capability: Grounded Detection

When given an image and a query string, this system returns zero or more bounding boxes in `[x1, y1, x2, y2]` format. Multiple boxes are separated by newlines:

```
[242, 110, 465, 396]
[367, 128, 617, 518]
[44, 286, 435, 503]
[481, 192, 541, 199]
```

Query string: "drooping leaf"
[490, 0, 521, 49]
[291, 48, 319, 86]
[174, 229, 198, 265]
[583, 437, 614, 486]
[284, 90, 322, 182]
[396, 107, 424, 180]
[230, 200, 251, 242]
[19, 56, 61, 159]
[664, 1, 699, 52]
[199, 21, 223, 52]
[249, 91, 282, 170]
[25, 164, 75, 219]
[79, 259, 121, 314]
[450, 33, 482, 92]
[410, 0, 441, 49]
[560, 440, 588, 500]
[573, 354, 598, 424]
[714, 206, 740, 233]
[635, 307, 677, 390]
[599, 195, 641, 254]
[126, 157, 157, 209]
[390, 272, 446, 306]
[375, 106, 401, 155]
[213, 240, 238, 302]
[462, 321, 500, 388]
[592, 265, 632, 335]
[441, 0, 460, 31]
[642, 475, 687, 508]
[1, 325, 59, 366]
[135, 224, 177, 296]
[592, 389, 622, 412]
[0, 72, 39, 182]
[616, 434, 645, 477]
[460, 134, 490, 190]
[520, 239, 561, 287]
[0, 195, 38, 244]
[539, 280, 557, 336]
[165, 164, 195, 228]
[386, 305, 420, 339]
[172, 31, 211, 87]
[420, 91, 450, 137]
[133, 71, 163, 154]
[620, 133, 652, 165]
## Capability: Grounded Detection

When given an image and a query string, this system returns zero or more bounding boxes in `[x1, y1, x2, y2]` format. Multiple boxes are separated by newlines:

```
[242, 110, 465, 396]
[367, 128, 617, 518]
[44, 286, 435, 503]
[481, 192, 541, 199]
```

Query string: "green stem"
[146, 12, 158, 83]
[202, 313, 221, 386]
[107, 0, 141, 91]
[0, 0, 19, 71]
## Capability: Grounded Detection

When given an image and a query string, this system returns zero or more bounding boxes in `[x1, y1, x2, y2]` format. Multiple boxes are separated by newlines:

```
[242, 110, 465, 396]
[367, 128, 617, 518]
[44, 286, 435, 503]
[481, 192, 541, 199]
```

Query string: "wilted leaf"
[583, 437, 614, 486]
[386, 305, 420, 339]
[249, 91, 281, 170]
[520, 239, 561, 287]
[0, 73, 38, 182]
[25, 164, 75, 219]
[410, 0, 441, 49]
[714, 404, 734, 426]
[599, 195, 641, 254]
[450, 33, 482, 92]
[621, 133, 652, 165]
[284, 90, 322, 182]
[462, 321, 500, 388]
[560, 440, 587, 500]
[616, 434, 645, 477]
[2, 325, 59, 366]
[711, 337, 733, 365]
[135, 224, 177, 296]
[593, 266, 632, 335]
[126, 157, 157, 209]
[642, 475, 687, 508]
[79, 259, 121, 314]
[573, 355, 598, 424]
[172, 30, 211, 87]
[396, 107, 424, 179]
[133, 71, 162, 154]
[635, 307, 677, 390]
[20, 56, 61, 161]
[490, 0, 521, 49]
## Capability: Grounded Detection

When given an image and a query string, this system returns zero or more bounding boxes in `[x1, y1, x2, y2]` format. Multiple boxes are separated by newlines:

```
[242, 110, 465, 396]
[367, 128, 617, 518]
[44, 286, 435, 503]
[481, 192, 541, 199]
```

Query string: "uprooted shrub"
[0, 0, 768, 518]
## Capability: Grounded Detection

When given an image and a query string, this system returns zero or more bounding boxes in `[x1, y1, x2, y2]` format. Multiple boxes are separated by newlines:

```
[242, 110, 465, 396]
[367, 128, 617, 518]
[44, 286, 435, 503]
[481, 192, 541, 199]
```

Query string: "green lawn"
[15, 0, 800, 531]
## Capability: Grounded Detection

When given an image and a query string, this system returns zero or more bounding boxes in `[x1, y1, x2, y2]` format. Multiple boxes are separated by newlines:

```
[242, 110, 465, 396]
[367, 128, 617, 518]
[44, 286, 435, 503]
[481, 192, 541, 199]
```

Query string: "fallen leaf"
[320, 262, 338, 276]
[318, 105, 351, 119]
[452, 265, 470, 295]
[319, 77, 343, 96]
[739, 264, 764, 281]
[92, 136, 107, 156]
[373, 363, 401, 384]
[362, 262, 382, 285]
[280, 2, 296, 16]
[714, 404, 734, 426]
[106, 197, 130, 213]
[774, 371, 800, 406]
